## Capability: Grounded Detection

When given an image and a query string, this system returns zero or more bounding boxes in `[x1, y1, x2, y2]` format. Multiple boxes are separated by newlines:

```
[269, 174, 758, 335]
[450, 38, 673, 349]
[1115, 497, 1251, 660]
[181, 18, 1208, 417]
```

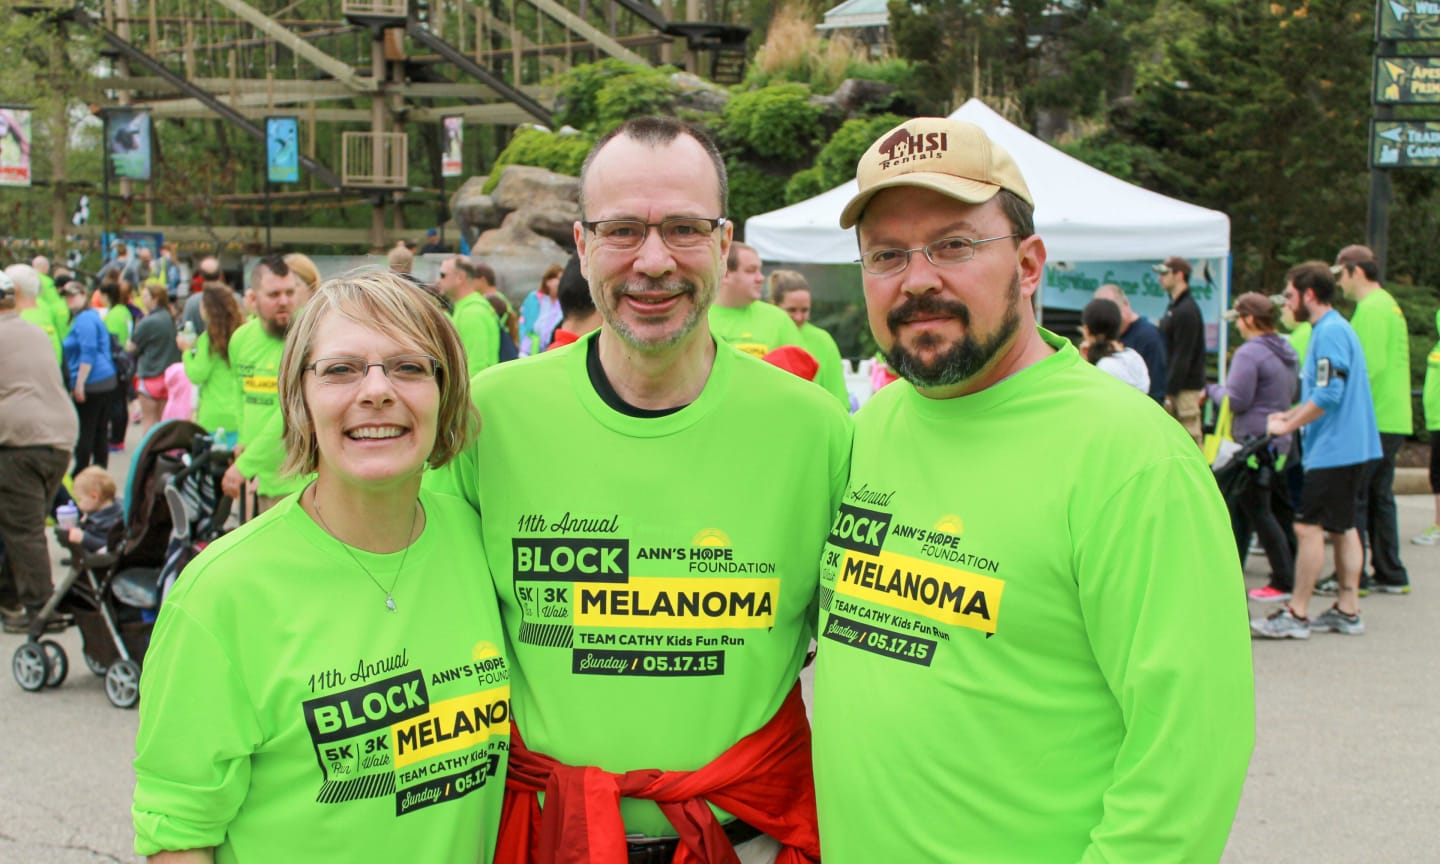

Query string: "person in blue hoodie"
[60, 281, 119, 473]
[1208, 292, 1299, 602]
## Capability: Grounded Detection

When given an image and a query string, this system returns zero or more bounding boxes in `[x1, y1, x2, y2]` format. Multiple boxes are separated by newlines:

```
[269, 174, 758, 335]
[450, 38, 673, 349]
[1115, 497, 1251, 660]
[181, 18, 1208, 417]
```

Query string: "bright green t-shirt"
[38, 273, 70, 336]
[105, 303, 133, 344]
[428, 333, 851, 837]
[182, 331, 242, 434]
[1351, 287, 1414, 434]
[798, 321, 850, 408]
[20, 307, 62, 365]
[133, 490, 511, 863]
[228, 320, 304, 496]
[708, 301, 801, 359]
[812, 330, 1254, 864]
[1424, 311, 1440, 431]
[451, 292, 500, 378]
[1284, 320, 1312, 366]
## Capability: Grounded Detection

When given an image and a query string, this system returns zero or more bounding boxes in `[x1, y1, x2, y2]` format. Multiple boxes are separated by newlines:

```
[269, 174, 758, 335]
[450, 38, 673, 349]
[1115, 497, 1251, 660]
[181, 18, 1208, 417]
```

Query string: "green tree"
[0, 12, 105, 253]
[1110, 0, 1373, 293]
[886, 0, 1153, 123]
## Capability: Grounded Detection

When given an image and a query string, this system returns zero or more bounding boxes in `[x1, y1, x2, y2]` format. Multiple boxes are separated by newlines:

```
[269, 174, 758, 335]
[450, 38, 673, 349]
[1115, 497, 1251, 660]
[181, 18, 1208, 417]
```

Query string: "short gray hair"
[4, 264, 40, 301]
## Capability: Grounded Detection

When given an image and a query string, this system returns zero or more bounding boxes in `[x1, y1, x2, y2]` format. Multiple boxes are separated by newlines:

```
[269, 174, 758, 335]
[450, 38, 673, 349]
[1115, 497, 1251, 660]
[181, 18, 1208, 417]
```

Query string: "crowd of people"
[0, 111, 1431, 863]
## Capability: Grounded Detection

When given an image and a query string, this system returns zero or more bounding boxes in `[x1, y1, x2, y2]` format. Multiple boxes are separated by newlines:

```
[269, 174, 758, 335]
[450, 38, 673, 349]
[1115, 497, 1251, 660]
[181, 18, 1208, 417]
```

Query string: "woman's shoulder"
[165, 503, 302, 604]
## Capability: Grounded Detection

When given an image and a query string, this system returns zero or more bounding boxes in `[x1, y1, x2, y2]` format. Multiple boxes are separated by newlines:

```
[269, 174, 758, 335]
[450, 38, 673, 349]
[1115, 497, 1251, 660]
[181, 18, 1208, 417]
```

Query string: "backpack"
[109, 332, 134, 388]
[497, 319, 519, 363]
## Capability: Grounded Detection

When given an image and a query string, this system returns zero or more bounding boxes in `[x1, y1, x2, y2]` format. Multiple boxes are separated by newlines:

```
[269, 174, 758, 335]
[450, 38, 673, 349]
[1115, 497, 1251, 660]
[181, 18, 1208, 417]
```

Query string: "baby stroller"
[1213, 432, 1297, 557]
[11, 420, 232, 708]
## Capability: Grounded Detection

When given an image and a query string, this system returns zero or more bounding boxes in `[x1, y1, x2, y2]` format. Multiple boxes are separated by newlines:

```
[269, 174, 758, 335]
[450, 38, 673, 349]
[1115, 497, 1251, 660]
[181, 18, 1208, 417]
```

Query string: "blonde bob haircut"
[278, 270, 478, 477]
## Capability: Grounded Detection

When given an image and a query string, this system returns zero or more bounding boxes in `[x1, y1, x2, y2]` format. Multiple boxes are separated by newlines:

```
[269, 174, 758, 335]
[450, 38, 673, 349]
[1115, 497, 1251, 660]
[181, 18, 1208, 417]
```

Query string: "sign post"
[1364, 1, 1440, 277]
[440, 116, 463, 250]
[265, 117, 300, 250]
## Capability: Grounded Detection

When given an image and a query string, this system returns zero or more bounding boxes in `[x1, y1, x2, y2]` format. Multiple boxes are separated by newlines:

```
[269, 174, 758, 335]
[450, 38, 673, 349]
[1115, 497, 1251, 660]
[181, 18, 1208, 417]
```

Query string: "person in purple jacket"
[1208, 292, 1299, 601]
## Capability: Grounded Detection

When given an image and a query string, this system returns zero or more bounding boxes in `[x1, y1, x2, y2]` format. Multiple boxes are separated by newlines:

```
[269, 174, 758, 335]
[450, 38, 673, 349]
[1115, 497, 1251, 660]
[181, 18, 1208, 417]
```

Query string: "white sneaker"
[1250, 606, 1310, 640]
[1311, 604, 1365, 635]
[1412, 524, 1440, 546]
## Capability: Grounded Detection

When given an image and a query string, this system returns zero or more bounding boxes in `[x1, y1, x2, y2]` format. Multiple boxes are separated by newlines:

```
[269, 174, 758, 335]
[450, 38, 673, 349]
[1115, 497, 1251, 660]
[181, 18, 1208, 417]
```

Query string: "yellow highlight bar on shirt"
[391, 686, 510, 769]
[573, 577, 779, 629]
[243, 375, 277, 394]
[835, 550, 1003, 635]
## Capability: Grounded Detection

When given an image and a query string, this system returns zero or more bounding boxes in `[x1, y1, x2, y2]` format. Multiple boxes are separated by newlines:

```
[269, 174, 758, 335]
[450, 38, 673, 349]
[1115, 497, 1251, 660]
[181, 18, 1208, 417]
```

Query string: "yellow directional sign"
[1374, 57, 1440, 103]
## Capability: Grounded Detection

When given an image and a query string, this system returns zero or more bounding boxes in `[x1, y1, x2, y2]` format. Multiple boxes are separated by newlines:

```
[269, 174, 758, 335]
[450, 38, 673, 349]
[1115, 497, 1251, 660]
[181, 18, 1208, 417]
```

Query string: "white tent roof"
[817, 0, 890, 30]
[746, 99, 1230, 265]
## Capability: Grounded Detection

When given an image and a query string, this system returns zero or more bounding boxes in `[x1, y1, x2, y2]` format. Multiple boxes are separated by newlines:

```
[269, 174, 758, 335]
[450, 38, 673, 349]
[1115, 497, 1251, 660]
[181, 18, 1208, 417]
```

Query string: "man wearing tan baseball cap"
[811, 116, 1253, 864]
[1329, 243, 1412, 594]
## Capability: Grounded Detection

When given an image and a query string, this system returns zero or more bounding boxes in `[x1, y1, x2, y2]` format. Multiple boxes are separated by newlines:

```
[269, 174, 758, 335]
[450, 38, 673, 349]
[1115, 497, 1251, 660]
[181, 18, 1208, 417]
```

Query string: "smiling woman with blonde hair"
[133, 270, 511, 864]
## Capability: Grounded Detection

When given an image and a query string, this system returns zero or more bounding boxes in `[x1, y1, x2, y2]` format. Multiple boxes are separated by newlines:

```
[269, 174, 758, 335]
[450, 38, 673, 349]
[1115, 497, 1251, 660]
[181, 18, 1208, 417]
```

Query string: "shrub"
[750, 4, 862, 94]
[482, 127, 594, 193]
[784, 166, 826, 204]
[727, 160, 790, 236]
[813, 113, 906, 188]
[551, 59, 643, 131]
[722, 83, 823, 163]
[593, 67, 681, 133]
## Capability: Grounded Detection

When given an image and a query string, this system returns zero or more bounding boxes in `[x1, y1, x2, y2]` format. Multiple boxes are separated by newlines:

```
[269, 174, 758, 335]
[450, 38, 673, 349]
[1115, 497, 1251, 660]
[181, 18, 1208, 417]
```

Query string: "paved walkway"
[1, 424, 1435, 861]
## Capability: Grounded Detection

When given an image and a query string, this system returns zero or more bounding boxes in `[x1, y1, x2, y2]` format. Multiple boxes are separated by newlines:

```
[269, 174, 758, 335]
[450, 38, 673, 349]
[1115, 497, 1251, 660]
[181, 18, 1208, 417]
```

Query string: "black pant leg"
[1367, 433, 1409, 584]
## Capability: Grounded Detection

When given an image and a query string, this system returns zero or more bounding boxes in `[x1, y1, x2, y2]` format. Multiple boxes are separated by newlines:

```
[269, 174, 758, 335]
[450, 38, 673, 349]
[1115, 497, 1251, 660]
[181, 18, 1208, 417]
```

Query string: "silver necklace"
[311, 489, 418, 612]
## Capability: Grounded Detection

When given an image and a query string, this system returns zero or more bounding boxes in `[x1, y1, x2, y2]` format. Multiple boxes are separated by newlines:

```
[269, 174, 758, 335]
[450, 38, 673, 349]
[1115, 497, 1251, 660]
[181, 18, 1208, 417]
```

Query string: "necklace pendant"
[385, 594, 397, 612]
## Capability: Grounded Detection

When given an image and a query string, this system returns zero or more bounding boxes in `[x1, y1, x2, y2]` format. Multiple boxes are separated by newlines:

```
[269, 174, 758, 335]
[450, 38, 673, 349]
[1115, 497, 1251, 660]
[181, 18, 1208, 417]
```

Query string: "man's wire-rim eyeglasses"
[856, 234, 1018, 277]
[581, 217, 727, 251]
[304, 355, 441, 386]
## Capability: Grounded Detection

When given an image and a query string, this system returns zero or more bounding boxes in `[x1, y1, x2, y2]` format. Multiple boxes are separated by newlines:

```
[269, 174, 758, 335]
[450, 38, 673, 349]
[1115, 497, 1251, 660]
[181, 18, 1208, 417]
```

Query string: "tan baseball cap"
[1330, 244, 1374, 275]
[839, 117, 1034, 229]
[1222, 291, 1278, 323]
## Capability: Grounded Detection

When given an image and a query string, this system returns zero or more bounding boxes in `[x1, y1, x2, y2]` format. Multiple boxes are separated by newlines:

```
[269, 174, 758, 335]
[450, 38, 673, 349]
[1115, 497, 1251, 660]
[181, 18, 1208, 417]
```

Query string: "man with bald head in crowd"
[30, 255, 70, 336]
[1093, 283, 1166, 404]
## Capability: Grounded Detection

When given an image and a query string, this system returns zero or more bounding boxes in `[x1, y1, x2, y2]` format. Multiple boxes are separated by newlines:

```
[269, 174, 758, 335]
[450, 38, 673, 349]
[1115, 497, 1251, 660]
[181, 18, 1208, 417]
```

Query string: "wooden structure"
[25, 0, 749, 249]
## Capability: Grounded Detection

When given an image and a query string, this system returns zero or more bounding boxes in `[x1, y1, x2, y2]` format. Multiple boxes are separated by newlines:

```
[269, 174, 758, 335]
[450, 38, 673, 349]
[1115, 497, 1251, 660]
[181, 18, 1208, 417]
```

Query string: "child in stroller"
[66, 467, 125, 554]
[10, 420, 232, 708]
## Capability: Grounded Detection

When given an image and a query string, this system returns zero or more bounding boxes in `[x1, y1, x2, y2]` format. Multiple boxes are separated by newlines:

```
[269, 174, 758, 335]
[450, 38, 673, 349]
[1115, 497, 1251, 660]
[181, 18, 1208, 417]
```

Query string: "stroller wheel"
[40, 640, 68, 688]
[12, 643, 50, 692]
[84, 653, 108, 677]
[105, 658, 141, 709]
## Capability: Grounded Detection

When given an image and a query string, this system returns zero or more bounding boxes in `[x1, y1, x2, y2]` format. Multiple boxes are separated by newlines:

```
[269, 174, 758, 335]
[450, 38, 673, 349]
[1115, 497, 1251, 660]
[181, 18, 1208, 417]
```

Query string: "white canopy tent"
[746, 98, 1231, 266]
[746, 99, 1234, 377]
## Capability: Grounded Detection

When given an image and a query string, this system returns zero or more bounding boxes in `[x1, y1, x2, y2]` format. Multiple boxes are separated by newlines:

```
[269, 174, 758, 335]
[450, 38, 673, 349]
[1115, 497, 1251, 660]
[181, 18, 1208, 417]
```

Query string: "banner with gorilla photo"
[442, 116, 463, 178]
[107, 108, 152, 181]
[0, 106, 32, 187]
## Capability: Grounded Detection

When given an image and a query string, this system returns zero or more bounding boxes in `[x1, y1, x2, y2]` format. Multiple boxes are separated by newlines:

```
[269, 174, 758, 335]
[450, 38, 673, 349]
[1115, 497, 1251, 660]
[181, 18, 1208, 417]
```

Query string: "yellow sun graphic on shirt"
[932, 514, 964, 537]
[472, 641, 503, 662]
[691, 528, 733, 547]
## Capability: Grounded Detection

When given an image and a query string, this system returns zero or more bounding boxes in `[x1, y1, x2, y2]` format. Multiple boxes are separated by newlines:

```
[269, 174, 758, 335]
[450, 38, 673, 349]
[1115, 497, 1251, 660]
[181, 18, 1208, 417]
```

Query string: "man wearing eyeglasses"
[809, 117, 1254, 863]
[437, 254, 501, 377]
[429, 116, 848, 863]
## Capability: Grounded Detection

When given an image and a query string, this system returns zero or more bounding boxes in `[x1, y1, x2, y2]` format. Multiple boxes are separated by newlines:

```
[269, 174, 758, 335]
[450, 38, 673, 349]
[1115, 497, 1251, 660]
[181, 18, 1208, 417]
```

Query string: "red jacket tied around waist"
[495, 685, 820, 864]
